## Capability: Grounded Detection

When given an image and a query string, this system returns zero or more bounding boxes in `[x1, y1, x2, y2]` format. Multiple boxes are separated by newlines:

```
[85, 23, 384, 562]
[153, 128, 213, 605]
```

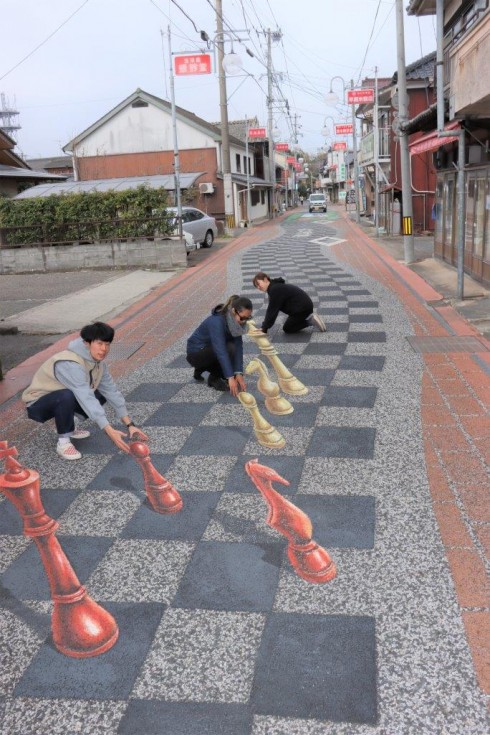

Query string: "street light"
[325, 76, 360, 224]
[321, 115, 336, 137]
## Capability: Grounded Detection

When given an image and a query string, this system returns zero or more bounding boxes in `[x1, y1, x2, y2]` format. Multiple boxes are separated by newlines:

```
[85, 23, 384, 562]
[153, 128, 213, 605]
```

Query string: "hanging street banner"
[286, 156, 296, 163]
[347, 89, 374, 105]
[335, 124, 353, 135]
[248, 127, 267, 138]
[174, 54, 212, 75]
[333, 142, 347, 151]
[275, 143, 289, 151]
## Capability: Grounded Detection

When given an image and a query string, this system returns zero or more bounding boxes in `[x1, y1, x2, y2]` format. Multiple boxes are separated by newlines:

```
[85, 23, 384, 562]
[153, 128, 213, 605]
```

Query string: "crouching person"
[22, 321, 147, 460]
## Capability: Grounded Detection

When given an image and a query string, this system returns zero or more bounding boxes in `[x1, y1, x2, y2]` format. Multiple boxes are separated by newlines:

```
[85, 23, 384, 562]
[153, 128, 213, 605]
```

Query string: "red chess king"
[129, 438, 183, 514]
[0, 441, 119, 658]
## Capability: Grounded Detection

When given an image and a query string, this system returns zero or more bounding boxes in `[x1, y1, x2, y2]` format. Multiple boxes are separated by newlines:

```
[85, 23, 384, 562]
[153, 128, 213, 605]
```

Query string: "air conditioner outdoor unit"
[199, 182, 214, 194]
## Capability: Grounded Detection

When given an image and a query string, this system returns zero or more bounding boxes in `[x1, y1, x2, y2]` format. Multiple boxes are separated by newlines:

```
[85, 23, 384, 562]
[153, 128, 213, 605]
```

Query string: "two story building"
[408, 0, 490, 284]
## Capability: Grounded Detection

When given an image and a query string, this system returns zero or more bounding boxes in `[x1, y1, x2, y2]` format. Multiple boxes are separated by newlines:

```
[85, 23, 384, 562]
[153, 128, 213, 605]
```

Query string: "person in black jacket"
[186, 295, 253, 394]
[252, 272, 326, 334]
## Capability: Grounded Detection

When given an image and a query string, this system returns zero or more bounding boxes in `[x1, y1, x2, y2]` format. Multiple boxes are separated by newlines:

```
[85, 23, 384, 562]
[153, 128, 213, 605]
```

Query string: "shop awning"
[409, 121, 461, 155]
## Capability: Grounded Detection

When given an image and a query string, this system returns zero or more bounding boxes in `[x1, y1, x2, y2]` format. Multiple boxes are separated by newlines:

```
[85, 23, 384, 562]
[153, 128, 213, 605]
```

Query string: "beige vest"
[22, 350, 104, 404]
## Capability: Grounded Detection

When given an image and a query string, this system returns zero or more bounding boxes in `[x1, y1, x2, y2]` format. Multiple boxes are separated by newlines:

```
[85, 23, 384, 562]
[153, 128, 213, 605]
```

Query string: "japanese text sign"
[248, 127, 267, 138]
[347, 89, 374, 105]
[333, 142, 347, 151]
[275, 143, 289, 151]
[335, 124, 353, 135]
[174, 54, 212, 76]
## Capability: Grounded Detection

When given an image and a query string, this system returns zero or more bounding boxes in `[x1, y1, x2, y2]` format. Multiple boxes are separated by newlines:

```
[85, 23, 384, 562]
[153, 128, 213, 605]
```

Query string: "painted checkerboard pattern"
[1, 215, 486, 734]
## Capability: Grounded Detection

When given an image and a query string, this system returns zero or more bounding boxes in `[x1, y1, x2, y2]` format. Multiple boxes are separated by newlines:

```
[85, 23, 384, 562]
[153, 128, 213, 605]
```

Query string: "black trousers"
[282, 310, 312, 333]
[186, 342, 236, 379]
[27, 389, 106, 435]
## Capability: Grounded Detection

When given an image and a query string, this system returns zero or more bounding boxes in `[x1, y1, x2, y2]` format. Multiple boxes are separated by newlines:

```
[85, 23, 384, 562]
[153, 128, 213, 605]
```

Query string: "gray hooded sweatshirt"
[53, 337, 128, 429]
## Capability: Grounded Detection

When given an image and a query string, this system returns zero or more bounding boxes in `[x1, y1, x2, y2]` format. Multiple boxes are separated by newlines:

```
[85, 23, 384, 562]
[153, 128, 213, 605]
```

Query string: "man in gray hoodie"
[22, 322, 147, 460]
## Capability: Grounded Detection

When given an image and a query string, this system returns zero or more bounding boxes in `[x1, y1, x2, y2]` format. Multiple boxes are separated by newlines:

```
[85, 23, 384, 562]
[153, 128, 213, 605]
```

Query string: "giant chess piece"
[245, 358, 294, 416]
[0, 441, 119, 658]
[247, 320, 308, 396]
[238, 391, 285, 449]
[129, 438, 183, 514]
[245, 458, 336, 584]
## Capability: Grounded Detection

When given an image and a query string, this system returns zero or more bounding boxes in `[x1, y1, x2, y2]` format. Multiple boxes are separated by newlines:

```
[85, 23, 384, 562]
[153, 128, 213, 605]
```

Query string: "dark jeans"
[186, 342, 236, 379]
[283, 310, 312, 333]
[27, 389, 106, 435]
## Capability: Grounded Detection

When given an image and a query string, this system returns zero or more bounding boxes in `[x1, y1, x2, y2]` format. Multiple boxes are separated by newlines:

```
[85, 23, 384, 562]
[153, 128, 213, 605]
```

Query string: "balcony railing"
[358, 128, 391, 165]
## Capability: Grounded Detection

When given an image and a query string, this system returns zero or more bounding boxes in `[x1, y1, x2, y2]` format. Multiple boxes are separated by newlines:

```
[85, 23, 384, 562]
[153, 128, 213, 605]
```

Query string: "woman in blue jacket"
[186, 295, 253, 395]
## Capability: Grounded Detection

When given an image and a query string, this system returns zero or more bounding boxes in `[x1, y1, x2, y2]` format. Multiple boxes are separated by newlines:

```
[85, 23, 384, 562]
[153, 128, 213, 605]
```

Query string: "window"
[261, 190, 266, 204]
[251, 190, 260, 206]
[236, 154, 241, 172]
[131, 100, 148, 108]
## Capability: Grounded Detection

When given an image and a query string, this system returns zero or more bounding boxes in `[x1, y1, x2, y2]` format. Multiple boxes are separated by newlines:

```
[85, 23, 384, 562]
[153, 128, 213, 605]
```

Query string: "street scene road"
[0, 208, 488, 734]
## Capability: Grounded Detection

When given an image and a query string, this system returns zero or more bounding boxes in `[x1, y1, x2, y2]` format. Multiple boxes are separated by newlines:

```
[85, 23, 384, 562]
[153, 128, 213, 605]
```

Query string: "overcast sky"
[1, 0, 437, 160]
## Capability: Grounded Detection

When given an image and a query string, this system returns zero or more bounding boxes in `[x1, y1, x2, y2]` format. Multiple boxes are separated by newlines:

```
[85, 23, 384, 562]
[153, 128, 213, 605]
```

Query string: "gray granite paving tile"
[316, 407, 377, 427]
[294, 355, 341, 369]
[332, 371, 386, 387]
[168, 383, 222, 403]
[202, 493, 280, 543]
[200, 404, 252, 426]
[132, 608, 266, 702]
[0, 698, 128, 735]
[0, 536, 31, 573]
[87, 539, 194, 603]
[56, 491, 142, 536]
[166, 455, 238, 492]
[0, 610, 45, 696]
[243, 427, 314, 456]
[124, 401, 164, 425]
[139, 426, 194, 452]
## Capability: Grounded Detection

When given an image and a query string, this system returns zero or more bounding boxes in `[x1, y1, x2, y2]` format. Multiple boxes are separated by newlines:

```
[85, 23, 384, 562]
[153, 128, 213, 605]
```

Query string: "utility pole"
[267, 28, 276, 218]
[216, 0, 235, 230]
[167, 26, 182, 240]
[350, 80, 361, 225]
[395, 0, 415, 263]
[374, 66, 380, 236]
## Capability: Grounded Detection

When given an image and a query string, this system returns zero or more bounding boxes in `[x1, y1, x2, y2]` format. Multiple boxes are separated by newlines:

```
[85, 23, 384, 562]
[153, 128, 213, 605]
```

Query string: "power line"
[0, 0, 91, 82]
[355, 0, 383, 83]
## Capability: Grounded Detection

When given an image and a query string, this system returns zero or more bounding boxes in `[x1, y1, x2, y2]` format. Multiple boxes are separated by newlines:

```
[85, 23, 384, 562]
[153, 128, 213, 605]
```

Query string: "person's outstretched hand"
[128, 425, 148, 442]
[228, 375, 246, 397]
[105, 425, 131, 453]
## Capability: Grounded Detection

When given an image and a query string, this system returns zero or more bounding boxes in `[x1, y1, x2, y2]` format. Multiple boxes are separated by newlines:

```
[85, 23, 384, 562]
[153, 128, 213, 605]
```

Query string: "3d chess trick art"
[0, 441, 119, 658]
[245, 458, 337, 584]
[128, 435, 183, 514]
[245, 357, 294, 416]
[247, 320, 309, 396]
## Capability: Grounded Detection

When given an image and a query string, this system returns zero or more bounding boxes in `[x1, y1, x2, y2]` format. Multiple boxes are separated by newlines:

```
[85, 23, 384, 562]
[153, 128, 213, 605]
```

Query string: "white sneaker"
[69, 428, 91, 439]
[56, 441, 82, 460]
[310, 312, 327, 332]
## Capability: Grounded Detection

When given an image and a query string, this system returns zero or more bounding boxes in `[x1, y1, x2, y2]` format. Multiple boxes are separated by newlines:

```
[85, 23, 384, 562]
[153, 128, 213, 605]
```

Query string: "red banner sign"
[248, 127, 266, 138]
[294, 162, 302, 170]
[335, 124, 353, 135]
[286, 156, 296, 164]
[333, 142, 347, 151]
[275, 143, 289, 151]
[174, 54, 212, 76]
[347, 89, 374, 105]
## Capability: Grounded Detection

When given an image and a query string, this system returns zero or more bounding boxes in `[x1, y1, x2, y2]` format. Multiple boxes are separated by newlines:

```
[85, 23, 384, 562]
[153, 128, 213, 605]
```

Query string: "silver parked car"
[167, 206, 218, 249]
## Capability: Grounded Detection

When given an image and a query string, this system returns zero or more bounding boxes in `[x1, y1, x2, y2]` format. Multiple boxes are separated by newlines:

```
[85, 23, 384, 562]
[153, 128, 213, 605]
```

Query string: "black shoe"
[193, 369, 205, 382]
[207, 375, 229, 391]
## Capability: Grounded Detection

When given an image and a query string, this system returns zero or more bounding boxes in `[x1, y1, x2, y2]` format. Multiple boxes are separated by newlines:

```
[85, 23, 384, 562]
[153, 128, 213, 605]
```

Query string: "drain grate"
[407, 336, 488, 353]
[106, 342, 145, 361]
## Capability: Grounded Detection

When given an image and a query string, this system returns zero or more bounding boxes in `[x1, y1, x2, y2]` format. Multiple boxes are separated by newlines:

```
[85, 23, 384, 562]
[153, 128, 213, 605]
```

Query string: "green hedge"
[0, 186, 174, 245]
